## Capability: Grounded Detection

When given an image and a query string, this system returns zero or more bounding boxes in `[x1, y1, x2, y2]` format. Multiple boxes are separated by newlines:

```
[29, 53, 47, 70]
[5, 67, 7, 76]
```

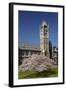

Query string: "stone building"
[18, 43, 41, 65]
[19, 21, 58, 65]
[40, 21, 49, 57]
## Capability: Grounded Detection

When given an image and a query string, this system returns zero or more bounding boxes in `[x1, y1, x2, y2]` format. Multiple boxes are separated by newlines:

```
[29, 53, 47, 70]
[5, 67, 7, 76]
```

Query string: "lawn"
[18, 67, 58, 79]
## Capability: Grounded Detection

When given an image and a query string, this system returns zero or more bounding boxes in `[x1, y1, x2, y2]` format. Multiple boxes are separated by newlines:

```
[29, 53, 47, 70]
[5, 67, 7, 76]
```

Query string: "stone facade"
[40, 21, 49, 57]
[18, 45, 41, 65]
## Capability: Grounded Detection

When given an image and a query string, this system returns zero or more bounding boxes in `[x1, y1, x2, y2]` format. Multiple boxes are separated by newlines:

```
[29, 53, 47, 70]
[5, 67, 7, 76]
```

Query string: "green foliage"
[49, 41, 52, 58]
[18, 68, 58, 79]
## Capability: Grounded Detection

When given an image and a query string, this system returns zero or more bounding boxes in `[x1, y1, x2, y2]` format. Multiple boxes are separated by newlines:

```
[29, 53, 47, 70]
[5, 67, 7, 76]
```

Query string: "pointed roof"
[42, 21, 48, 27]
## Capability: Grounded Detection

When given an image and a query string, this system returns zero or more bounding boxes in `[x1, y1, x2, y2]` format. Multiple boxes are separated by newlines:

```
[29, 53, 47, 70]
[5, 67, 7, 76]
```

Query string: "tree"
[49, 41, 52, 58]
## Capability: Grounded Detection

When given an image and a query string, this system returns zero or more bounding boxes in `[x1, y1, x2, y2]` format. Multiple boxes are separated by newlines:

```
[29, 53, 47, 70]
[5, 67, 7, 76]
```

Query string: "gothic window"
[44, 25, 47, 28]
[44, 29, 48, 36]
[44, 32, 47, 36]
[22, 52, 24, 56]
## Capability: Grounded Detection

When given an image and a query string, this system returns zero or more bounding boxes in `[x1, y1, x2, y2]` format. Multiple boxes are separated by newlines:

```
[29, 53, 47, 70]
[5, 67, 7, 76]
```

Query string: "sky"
[18, 11, 58, 47]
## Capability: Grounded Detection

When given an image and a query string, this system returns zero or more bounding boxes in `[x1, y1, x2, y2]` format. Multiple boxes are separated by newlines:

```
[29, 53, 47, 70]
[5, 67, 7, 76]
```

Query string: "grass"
[18, 68, 58, 79]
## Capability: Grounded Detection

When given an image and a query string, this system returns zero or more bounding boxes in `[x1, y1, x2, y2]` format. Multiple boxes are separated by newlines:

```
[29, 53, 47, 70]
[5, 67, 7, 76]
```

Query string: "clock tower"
[40, 21, 49, 57]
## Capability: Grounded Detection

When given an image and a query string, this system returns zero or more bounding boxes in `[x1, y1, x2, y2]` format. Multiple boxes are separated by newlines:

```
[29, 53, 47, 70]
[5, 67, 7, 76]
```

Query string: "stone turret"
[40, 21, 49, 57]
